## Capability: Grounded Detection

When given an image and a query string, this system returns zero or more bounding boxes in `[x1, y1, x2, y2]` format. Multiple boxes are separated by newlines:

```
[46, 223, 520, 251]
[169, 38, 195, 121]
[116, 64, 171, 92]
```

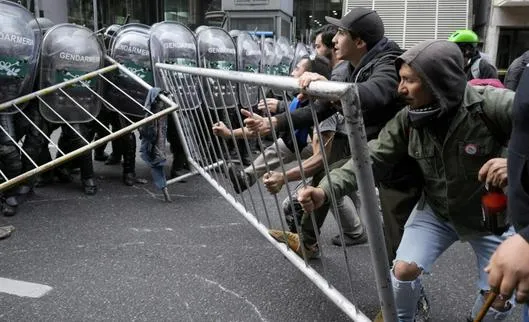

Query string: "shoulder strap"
[471, 57, 482, 79]
[476, 102, 508, 146]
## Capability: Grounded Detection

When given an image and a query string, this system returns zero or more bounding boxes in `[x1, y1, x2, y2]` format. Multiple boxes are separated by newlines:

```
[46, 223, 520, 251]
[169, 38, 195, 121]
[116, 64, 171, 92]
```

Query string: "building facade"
[479, 0, 529, 71]
[343, 0, 471, 49]
[13, 0, 343, 42]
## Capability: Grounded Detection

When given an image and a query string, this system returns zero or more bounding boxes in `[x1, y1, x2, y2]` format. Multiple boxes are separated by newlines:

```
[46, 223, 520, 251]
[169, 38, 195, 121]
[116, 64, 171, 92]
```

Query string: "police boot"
[105, 139, 123, 165]
[1, 196, 18, 217]
[105, 152, 121, 165]
[122, 151, 136, 186]
[82, 178, 98, 195]
[94, 145, 109, 162]
[36, 171, 54, 187]
[122, 172, 136, 186]
[55, 167, 73, 183]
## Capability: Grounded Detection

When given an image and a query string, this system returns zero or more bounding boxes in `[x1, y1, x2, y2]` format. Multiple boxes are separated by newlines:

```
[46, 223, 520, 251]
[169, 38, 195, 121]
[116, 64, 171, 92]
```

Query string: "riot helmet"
[39, 23, 104, 123]
[196, 27, 237, 109]
[0, 0, 42, 113]
[150, 21, 200, 110]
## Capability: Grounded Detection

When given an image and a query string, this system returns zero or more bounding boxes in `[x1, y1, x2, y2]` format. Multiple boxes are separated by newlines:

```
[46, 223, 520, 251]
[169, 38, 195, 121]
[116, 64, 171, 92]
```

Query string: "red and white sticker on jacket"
[464, 143, 478, 155]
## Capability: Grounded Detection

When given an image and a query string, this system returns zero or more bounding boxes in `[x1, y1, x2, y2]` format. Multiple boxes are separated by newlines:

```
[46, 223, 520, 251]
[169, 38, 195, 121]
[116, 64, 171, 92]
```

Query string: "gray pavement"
[0, 156, 522, 321]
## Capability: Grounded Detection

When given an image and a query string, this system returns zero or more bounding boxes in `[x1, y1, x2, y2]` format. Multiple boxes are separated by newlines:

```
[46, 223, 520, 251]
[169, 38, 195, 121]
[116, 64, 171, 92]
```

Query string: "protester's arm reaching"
[299, 109, 410, 213]
[263, 130, 334, 194]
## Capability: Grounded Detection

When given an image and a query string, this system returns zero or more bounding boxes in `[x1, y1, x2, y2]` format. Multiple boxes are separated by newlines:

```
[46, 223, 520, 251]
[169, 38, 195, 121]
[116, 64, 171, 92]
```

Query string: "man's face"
[314, 34, 332, 58]
[331, 28, 363, 62]
[291, 58, 310, 78]
[398, 63, 434, 109]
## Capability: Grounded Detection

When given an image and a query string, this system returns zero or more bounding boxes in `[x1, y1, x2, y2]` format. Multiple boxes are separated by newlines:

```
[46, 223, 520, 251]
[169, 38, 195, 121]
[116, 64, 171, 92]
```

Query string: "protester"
[212, 56, 329, 193]
[244, 7, 423, 267]
[448, 29, 498, 80]
[264, 110, 366, 246]
[296, 40, 515, 321]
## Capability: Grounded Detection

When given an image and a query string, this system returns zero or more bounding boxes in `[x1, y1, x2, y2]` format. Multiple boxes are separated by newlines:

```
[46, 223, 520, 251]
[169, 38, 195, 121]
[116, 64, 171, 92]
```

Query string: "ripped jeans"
[392, 202, 515, 322]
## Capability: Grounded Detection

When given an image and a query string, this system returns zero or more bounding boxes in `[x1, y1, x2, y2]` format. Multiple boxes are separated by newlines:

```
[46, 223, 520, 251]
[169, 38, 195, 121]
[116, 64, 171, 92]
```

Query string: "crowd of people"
[213, 7, 529, 322]
[2, 5, 529, 322]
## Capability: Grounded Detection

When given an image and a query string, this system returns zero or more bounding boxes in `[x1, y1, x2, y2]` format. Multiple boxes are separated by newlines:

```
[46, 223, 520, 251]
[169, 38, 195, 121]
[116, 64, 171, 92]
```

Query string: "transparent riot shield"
[275, 36, 294, 77]
[271, 36, 294, 96]
[261, 38, 275, 76]
[39, 23, 103, 123]
[197, 27, 237, 109]
[0, 0, 42, 114]
[150, 21, 200, 110]
[105, 23, 153, 117]
[236, 32, 261, 108]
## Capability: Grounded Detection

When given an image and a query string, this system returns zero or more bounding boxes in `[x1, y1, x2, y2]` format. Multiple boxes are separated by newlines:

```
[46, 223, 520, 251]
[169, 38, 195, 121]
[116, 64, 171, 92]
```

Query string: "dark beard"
[396, 94, 409, 107]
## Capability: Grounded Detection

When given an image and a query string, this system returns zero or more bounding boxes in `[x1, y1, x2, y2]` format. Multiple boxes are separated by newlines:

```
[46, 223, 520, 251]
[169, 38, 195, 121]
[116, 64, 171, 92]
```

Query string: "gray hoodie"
[395, 40, 467, 115]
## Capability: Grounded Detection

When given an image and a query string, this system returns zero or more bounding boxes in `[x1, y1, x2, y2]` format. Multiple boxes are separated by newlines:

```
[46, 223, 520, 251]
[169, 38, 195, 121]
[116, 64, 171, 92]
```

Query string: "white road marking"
[0, 277, 52, 298]
[199, 223, 242, 229]
[193, 274, 267, 321]
[129, 228, 174, 233]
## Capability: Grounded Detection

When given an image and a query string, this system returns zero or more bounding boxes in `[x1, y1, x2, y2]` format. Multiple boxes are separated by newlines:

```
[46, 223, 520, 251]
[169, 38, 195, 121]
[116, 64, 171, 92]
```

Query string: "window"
[164, 0, 188, 23]
[235, 0, 270, 4]
[231, 17, 274, 32]
[281, 19, 290, 39]
[497, 28, 529, 69]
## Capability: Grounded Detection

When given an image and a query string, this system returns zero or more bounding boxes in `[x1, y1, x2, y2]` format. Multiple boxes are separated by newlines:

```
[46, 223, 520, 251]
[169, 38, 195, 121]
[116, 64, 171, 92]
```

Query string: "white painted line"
[0, 277, 53, 298]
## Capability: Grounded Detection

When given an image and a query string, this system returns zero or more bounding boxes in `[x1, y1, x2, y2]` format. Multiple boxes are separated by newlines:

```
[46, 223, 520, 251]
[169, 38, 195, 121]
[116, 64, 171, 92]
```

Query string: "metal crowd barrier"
[0, 58, 177, 193]
[0, 58, 395, 320]
[156, 63, 396, 321]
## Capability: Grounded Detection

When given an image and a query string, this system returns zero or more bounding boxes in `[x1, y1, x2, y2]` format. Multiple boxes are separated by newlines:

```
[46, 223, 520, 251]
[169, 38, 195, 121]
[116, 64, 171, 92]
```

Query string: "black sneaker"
[331, 230, 368, 246]
[82, 178, 98, 195]
[283, 197, 304, 233]
[1, 203, 16, 217]
[123, 172, 136, 186]
[227, 166, 255, 194]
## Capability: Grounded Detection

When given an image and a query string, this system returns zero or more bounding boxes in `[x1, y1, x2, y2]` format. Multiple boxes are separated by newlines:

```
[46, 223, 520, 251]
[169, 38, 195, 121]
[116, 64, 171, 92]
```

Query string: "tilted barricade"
[156, 62, 397, 321]
[0, 59, 177, 193]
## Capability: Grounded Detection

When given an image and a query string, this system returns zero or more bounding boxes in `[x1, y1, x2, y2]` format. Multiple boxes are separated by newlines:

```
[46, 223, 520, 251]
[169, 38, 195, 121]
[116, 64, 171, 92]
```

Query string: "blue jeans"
[524, 305, 529, 322]
[391, 202, 515, 322]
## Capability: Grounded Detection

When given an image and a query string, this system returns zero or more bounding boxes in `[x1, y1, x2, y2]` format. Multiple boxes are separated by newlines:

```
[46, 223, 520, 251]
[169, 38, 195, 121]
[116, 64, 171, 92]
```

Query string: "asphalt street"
[0, 154, 522, 321]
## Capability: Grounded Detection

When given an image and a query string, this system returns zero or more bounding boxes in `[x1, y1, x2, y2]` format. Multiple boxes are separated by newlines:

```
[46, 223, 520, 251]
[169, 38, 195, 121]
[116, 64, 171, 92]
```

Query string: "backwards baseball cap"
[325, 7, 385, 48]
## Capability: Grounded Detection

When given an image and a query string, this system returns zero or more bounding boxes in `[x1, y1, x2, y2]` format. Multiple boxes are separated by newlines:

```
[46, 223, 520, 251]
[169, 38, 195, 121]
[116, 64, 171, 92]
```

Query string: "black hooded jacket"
[275, 37, 404, 141]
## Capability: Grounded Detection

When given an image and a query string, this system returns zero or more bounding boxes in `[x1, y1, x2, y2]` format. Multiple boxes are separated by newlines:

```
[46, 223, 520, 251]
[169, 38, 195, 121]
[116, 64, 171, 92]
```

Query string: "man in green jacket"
[297, 40, 515, 321]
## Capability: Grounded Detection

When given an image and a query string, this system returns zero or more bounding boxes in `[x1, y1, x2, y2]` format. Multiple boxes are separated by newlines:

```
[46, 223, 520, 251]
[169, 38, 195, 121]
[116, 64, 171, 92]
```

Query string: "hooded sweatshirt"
[395, 40, 467, 119]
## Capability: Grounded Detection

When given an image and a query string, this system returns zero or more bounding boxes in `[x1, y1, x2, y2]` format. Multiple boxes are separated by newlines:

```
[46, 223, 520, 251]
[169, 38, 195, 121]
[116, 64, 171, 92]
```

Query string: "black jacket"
[275, 37, 403, 140]
[508, 65, 529, 241]
[504, 50, 529, 91]
[465, 54, 498, 81]
[275, 38, 422, 189]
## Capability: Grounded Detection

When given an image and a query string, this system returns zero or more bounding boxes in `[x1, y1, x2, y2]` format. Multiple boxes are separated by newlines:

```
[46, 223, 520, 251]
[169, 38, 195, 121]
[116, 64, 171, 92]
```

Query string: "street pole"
[92, 0, 98, 31]
[34, 0, 40, 17]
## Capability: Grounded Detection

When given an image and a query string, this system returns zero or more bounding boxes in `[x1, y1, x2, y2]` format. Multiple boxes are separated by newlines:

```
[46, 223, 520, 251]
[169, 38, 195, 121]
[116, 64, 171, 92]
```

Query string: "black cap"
[325, 7, 384, 48]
